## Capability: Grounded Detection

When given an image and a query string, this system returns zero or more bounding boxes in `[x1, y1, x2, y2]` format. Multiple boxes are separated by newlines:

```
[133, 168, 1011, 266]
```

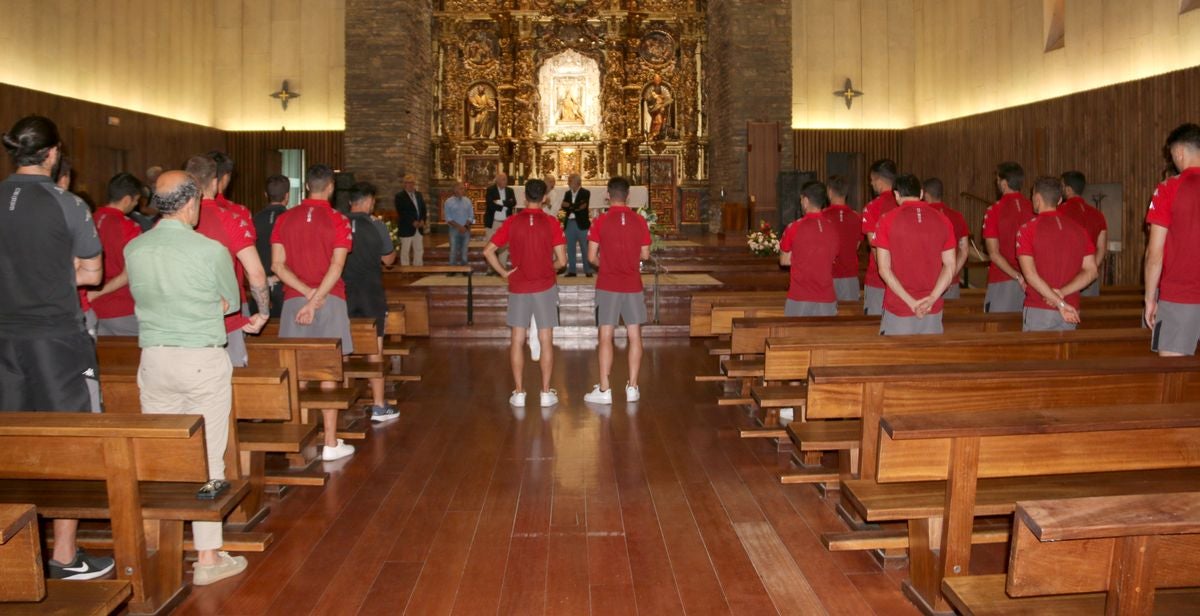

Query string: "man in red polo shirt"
[982, 161, 1036, 312]
[582, 176, 651, 405]
[874, 174, 957, 335]
[272, 163, 356, 460]
[483, 179, 566, 409]
[1016, 177, 1097, 331]
[89, 172, 143, 335]
[1146, 123, 1200, 356]
[777, 181, 839, 318]
[862, 159, 899, 315]
[1058, 171, 1108, 296]
[922, 178, 969, 299]
[186, 155, 269, 368]
[210, 151, 254, 231]
[825, 175, 862, 301]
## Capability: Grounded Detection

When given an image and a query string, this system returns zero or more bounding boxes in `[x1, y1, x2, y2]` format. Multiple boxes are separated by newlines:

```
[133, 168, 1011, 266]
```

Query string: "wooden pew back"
[764, 328, 1148, 382]
[809, 357, 1200, 481]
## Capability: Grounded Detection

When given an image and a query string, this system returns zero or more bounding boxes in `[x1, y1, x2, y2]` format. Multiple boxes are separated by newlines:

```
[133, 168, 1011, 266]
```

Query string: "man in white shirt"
[484, 173, 516, 271]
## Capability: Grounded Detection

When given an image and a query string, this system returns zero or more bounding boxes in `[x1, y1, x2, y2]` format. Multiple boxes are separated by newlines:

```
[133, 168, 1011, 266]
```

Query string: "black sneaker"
[48, 549, 116, 580]
[370, 405, 400, 423]
[565, 272, 577, 278]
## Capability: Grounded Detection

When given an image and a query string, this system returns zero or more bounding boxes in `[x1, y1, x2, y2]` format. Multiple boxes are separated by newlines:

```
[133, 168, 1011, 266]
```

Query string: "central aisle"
[174, 339, 924, 615]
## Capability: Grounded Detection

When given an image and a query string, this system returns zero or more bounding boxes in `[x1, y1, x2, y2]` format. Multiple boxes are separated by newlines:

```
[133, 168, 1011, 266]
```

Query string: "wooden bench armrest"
[0, 413, 201, 439]
[1017, 491, 1200, 542]
[881, 402, 1200, 441]
[0, 503, 36, 544]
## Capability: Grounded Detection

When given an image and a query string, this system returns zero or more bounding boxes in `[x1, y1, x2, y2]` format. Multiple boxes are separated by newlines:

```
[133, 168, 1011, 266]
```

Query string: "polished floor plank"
[174, 339, 926, 615]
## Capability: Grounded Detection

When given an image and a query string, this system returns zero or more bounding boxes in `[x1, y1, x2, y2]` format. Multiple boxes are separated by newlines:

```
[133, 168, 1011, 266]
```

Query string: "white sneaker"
[192, 551, 248, 586]
[539, 389, 559, 406]
[509, 391, 527, 407]
[322, 439, 355, 461]
[583, 385, 613, 404]
[625, 383, 640, 402]
[779, 407, 795, 423]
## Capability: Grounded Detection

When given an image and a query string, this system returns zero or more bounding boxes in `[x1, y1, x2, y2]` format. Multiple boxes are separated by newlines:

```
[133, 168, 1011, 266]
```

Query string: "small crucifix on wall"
[834, 78, 863, 109]
[270, 80, 301, 111]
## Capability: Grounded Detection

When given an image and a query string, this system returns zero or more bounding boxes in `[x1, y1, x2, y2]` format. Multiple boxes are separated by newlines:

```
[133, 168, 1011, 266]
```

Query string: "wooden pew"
[944, 492, 1200, 615]
[383, 288, 430, 336]
[0, 413, 249, 614]
[345, 318, 419, 388]
[709, 293, 1145, 336]
[711, 310, 1145, 401]
[729, 308, 1145, 357]
[95, 336, 323, 501]
[690, 286, 1143, 337]
[382, 304, 418, 373]
[1, 503, 131, 615]
[391, 265, 473, 325]
[245, 334, 367, 446]
[846, 403, 1200, 613]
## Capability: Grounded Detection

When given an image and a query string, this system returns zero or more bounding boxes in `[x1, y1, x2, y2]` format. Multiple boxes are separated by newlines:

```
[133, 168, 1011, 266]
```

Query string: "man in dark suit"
[394, 174, 427, 266]
[484, 172, 517, 269]
[560, 173, 592, 277]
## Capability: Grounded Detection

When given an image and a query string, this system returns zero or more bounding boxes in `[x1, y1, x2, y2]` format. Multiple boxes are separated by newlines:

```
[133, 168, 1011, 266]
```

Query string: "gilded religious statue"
[557, 87, 584, 124]
[467, 84, 497, 139]
[643, 73, 674, 140]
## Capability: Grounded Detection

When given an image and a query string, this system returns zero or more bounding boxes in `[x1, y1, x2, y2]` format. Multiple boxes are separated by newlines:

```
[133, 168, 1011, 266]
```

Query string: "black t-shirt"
[342, 212, 394, 309]
[0, 174, 102, 338]
[253, 204, 288, 276]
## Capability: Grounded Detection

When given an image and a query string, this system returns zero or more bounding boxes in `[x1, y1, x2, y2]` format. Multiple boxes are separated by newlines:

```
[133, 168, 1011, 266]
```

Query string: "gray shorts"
[942, 285, 961, 300]
[280, 296, 354, 354]
[508, 287, 559, 329]
[984, 279, 1024, 313]
[784, 299, 837, 317]
[864, 285, 884, 316]
[1023, 307, 1076, 332]
[1081, 279, 1100, 297]
[834, 277, 860, 302]
[1152, 300, 1200, 356]
[596, 290, 647, 326]
[97, 314, 139, 336]
[225, 329, 248, 368]
[83, 309, 97, 339]
[880, 310, 944, 336]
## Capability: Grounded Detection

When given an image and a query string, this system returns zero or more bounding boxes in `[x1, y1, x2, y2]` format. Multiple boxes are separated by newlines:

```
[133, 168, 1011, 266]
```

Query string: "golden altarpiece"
[431, 0, 708, 230]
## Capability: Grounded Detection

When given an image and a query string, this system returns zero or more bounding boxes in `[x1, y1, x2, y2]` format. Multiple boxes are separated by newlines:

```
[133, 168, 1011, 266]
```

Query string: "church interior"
[3, 0, 1200, 614]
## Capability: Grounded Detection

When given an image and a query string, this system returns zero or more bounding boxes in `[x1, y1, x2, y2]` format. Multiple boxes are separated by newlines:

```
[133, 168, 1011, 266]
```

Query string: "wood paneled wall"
[795, 65, 1200, 286]
[223, 131, 344, 211]
[0, 83, 223, 204]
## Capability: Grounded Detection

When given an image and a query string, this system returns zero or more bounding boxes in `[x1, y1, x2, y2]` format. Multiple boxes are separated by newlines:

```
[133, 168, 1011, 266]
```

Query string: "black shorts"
[345, 286, 388, 338]
[0, 332, 100, 412]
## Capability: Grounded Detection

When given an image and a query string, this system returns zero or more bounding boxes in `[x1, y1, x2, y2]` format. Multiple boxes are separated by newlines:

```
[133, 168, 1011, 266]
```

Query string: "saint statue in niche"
[466, 84, 497, 139]
[643, 74, 674, 140]
[557, 86, 584, 125]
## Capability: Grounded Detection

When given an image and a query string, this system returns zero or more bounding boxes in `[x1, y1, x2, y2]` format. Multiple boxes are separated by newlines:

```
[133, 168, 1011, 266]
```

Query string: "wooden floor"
[174, 338, 928, 615]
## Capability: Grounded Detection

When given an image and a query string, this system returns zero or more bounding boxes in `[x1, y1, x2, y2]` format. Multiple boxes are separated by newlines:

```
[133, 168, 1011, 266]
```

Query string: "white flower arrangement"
[635, 206, 666, 253]
[746, 220, 780, 257]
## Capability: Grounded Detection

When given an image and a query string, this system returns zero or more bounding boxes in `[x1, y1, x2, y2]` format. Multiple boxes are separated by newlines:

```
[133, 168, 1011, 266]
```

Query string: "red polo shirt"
[91, 206, 140, 318]
[861, 191, 899, 289]
[1016, 210, 1095, 310]
[982, 192, 1036, 283]
[823, 204, 862, 279]
[780, 212, 839, 302]
[1058, 196, 1107, 249]
[1147, 168, 1200, 303]
[927, 202, 968, 243]
[271, 199, 354, 301]
[489, 207, 566, 294]
[874, 201, 956, 317]
[588, 205, 651, 293]
[217, 194, 256, 240]
[197, 198, 254, 332]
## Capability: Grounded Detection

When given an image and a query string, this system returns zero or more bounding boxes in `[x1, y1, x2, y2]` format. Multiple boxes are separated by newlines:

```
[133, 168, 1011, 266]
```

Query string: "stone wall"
[344, 0, 433, 206]
[705, 0, 793, 229]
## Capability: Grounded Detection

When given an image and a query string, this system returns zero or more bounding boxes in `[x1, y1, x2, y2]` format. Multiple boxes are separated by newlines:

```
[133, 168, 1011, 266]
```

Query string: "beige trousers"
[399, 234, 424, 266]
[137, 346, 232, 551]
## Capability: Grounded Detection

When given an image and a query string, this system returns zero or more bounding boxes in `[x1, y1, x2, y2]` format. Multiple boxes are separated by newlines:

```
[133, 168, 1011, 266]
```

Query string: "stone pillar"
[705, 0, 793, 230]
[345, 0, 434, 206]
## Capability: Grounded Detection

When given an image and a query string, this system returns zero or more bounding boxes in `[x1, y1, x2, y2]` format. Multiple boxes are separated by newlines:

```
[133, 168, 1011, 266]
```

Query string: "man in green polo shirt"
[124, 170, 252, 586]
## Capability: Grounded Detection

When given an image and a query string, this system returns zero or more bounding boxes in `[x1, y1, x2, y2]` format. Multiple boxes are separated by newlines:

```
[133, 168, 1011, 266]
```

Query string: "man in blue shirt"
[442, 181, 475, 270]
